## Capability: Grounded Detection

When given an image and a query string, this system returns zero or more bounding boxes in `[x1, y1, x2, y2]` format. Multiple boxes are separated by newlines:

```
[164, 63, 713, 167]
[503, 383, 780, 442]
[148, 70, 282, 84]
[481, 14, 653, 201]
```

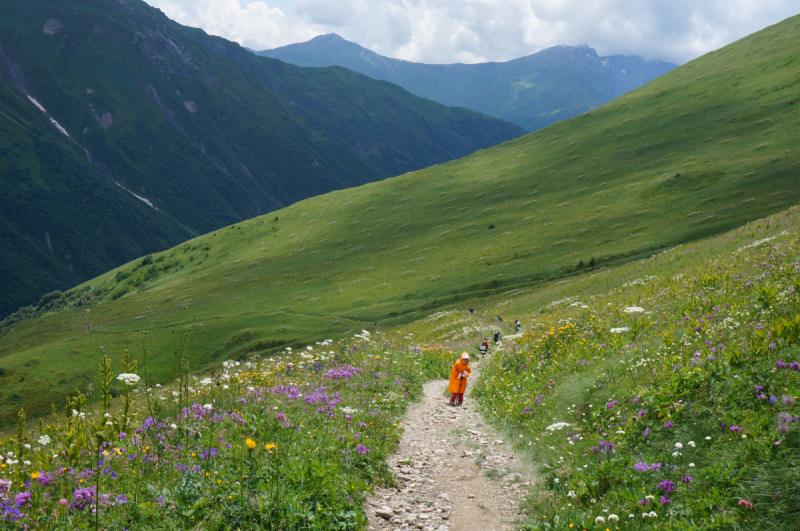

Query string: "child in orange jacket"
[448, 353, 471, 406]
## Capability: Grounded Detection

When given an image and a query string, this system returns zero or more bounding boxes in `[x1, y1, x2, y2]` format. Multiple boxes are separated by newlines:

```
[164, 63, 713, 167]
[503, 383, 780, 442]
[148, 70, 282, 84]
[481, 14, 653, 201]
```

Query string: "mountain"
[2, 12, 800, 421]
[256, 34, 677, 131]
[0, 0, 524, 319]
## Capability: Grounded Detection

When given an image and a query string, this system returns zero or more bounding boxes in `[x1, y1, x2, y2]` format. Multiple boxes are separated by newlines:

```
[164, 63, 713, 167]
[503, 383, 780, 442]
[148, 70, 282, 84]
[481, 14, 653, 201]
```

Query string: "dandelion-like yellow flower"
[30, 472, 40, 479]
[265, 443, 277, 451]
[246, 438, 257, 450]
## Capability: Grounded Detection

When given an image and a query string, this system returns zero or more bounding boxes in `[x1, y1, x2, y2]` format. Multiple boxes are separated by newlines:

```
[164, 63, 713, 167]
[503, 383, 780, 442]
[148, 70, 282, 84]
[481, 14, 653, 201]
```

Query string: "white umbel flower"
[595, 516, 605, 524]
[117, 373, 141, 386]
[38, 435, 51, 446]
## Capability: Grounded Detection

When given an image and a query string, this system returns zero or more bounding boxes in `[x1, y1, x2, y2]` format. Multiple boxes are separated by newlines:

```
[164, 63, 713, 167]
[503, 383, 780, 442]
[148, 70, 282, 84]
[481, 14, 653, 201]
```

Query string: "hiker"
[514, 318, 520, 332]
[448, 353, 471, 406]
[479, 338, 489, 358]
[469, 307, 474, 314]
[497, 316, 503, 322]
[493, 331, 501, 343]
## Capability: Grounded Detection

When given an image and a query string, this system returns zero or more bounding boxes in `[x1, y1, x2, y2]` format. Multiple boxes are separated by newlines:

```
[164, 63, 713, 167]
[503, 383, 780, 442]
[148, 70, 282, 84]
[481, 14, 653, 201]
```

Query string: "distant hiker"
[493, 331, 501, 343]
[514, 318, 520, 332]
[479, 338, 489, 358]
[469, 307, 474, 314]
[448, 353, 471, 406]
[497, 316, 503, 322]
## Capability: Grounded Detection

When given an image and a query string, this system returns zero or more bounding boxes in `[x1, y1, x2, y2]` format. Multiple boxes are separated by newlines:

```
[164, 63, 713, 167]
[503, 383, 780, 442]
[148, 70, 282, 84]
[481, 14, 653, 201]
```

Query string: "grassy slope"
[1, 14, 800, 422]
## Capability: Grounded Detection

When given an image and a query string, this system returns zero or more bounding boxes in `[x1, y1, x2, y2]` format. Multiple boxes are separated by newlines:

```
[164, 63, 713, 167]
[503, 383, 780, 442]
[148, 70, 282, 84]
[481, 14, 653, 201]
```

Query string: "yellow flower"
[265, 443, 277, 451]
[30, 472, 40, 480]
[246, 438, 257, 450]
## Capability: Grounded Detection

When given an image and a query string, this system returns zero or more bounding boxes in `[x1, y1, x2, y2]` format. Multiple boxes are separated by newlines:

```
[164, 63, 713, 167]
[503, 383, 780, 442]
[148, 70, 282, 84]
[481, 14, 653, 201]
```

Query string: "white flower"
[741, 434, 747, 439]
[648, 511, 658, 517]
[38, 435, 51, 446]
[104, 413, 111, 418]
[623, 306, 645, 313]
[672, 451, 681, 457]
[172, 391, 179, 397]
[610, 327, 631, 333]
[567, 490, 576, 498]
[170, 424, 178, 430]
[117, 373, 141, 386]
[545, 422, 572, 431]
[608, 514, 619, 522]
[595, 516, 605, 524]
[705, 436, 712, 440]
[23, 444, 30, 450]
[105, 421, 113, 426]
[689, 463, 695, 467]
[628, 514, 635, 518]
[616, 430, 625, 434]
[674, 442, 683, 449]
[688, 441, 696, 447]
[642, 513, 649, 518]
[199, 378, 213, 386]
[645, 495, 654, 501]
[222, 385, 229, 390]
[554, 478, 560, 483]
[202, 404, 213, 411]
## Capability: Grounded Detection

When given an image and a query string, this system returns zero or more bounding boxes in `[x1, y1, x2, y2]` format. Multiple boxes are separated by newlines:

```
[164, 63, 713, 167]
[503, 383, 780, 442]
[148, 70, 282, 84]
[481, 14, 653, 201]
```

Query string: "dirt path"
[366, 365, 530, 531]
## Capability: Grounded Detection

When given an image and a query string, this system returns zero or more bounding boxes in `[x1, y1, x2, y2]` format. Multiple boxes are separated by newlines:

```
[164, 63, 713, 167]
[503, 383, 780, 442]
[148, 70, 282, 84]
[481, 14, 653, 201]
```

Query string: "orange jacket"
[448, 360, 471, 394]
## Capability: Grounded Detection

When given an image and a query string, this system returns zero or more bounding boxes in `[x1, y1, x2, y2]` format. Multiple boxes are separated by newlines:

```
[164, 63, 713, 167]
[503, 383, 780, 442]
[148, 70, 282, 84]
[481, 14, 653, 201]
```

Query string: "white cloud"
[144, 0, 799, 64]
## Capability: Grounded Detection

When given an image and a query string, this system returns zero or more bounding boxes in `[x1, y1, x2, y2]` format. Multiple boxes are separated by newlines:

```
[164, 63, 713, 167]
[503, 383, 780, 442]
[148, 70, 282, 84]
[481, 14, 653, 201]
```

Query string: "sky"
[144, 0, 799, 65]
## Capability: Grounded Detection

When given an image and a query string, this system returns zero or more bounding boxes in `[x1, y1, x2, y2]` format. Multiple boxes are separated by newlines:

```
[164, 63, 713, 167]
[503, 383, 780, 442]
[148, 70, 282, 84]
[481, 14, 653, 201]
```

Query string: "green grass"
[2, 13, 800, 424]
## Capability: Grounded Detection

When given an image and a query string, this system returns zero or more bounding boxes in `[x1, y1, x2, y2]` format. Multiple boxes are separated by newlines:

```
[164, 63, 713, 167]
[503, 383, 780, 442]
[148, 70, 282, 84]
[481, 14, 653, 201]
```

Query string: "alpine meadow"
[0, 7, 799, 531]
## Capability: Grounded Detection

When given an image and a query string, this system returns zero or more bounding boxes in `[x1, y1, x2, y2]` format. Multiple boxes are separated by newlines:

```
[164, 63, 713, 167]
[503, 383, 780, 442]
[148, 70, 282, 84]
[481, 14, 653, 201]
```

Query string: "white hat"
[461, 352, 469, 360]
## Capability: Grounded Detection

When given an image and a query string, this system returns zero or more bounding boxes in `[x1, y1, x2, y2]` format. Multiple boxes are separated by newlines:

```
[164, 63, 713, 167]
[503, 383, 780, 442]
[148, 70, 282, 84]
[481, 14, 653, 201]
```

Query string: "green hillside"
[0, 0, 522, 318]
[2, 12, 800, 423]
[257, 34, 677, 131]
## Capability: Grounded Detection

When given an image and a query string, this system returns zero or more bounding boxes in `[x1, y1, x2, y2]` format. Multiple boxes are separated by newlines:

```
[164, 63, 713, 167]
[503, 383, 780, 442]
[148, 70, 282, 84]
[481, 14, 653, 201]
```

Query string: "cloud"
[144, 0, 799, 64]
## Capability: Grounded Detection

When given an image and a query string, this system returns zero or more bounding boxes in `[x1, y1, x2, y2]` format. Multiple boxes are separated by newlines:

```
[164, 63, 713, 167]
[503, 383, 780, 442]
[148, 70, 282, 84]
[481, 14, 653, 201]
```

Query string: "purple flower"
[638, 499, 649, 505]
[777, 360, 787, 369]
[730, 425, 743, 432]
[119, 432, 126, 439]
[664, 421, 674, 429]
[660, 496, 673, 504]
[356, 444, 370, 455]
[658, 480, 676, 494]
[14, 492, 31, 508]
[681, 476, 692, 483]
[770, 396, 778, 404]
[115, 494, 128, 505]
[643, 428, 651, 438]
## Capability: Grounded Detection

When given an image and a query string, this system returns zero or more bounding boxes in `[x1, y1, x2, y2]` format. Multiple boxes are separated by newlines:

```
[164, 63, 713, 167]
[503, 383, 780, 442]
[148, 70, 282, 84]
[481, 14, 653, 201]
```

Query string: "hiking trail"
[366, 359, 532, 531]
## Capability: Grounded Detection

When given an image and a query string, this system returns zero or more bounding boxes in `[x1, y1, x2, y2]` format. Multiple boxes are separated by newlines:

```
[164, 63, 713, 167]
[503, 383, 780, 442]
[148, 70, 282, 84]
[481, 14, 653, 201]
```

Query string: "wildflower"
[38, 435, 51, 446]
[782, 395, 796, 407]
[688, 441, 696, 447]
[116, 373, 140, 386]
[730, 426, 743, 432]
[663, 421, 673, 429]
[203, 404, 213, 411]
[595, 516, 605, 524]
[623, 307, 645, 313]
[777, 412, 792, 435]
[738, 500, 753, 509]
[610, 327, 630, 333]
[704, 436, 711, 440]
[688, 463, 695, 467]
[681, 476, 692, 483]
[674, 442, 683, 449]
[356, 444, 370, 455]
[245, 438, 257, 450]
[648, 511, 657, 517]
[116, 494, 128, 504]
[608, 514, 619, 522]
[265, 443, 277, 451]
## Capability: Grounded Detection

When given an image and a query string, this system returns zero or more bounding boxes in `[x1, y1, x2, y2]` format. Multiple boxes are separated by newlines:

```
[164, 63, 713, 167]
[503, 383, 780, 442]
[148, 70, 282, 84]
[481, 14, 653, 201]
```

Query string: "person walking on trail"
[448, 353, 471, 406]
[514, 318, 520, 332]
[479, 338, 489, 358]
[469, 307, 474, 314]
[493, 331, 501, 343]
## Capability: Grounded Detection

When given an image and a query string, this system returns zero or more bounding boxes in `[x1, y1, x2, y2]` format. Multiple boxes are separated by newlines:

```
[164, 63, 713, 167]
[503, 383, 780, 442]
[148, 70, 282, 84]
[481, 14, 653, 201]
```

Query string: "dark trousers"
[449, 393, 464, 405]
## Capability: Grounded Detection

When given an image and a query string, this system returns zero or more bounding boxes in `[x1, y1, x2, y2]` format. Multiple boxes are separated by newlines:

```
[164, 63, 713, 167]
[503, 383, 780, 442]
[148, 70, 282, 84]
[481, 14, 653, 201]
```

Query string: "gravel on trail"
[366, 365, 531, 531]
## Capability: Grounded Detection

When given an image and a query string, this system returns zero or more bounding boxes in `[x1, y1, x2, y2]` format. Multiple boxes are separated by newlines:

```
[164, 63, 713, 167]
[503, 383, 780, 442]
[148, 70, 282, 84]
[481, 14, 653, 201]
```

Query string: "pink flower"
[738, 500, 753, 509]
[59, 499, 67, 507]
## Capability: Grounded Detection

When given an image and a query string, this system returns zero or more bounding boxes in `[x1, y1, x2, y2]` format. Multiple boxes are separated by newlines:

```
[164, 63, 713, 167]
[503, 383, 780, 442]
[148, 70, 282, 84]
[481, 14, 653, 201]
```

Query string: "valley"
[0, 6, 798, 531]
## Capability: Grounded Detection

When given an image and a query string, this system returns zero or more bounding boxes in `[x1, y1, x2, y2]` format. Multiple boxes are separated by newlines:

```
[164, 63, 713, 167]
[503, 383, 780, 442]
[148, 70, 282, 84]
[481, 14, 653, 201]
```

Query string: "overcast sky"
[145, 0, 799, 64]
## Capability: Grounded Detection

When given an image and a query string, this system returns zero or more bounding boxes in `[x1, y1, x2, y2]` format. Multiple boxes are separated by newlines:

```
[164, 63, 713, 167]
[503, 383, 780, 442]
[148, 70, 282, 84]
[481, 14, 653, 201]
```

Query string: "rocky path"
[366, 366, 530, 531]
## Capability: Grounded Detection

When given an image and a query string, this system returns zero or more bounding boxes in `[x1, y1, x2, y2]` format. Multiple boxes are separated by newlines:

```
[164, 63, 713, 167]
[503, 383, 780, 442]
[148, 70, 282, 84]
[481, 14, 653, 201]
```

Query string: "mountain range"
[0, 0, 523, 319]
[256, 34, 677, 131]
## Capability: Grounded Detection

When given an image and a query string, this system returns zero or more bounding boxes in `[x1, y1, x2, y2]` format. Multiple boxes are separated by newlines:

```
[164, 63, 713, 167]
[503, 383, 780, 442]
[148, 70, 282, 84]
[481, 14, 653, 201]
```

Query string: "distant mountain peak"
[256, 37, 677, 132]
